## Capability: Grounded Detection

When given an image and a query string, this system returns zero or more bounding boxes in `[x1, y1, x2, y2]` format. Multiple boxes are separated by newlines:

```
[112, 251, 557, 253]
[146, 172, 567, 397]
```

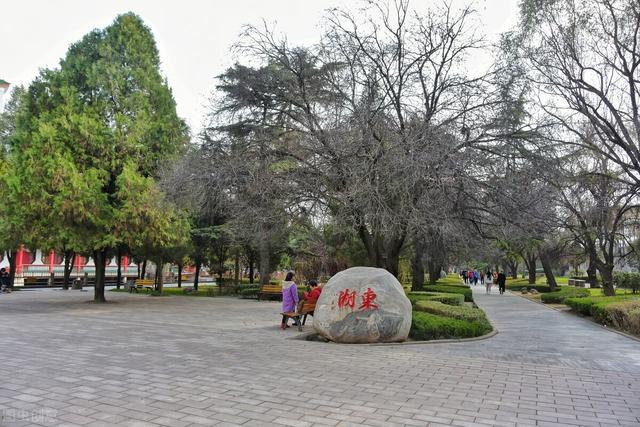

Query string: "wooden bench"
[258, 284, 282, 301]
[132, 279, 155, 292]
[281, 300, 316, 331]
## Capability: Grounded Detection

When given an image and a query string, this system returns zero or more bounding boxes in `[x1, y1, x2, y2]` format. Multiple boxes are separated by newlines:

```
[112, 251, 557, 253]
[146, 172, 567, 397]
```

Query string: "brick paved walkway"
[0, 287, 639, 427]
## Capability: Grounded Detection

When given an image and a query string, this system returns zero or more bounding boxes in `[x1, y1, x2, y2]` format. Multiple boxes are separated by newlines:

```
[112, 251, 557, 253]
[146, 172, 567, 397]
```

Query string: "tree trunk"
[63, 252, 75, 290]
[116, 249, 122, 290]
[154, 262, 160, 291]
[411, 238, 424, 292]
[523, 253, 537, 284]
[259, 238, 271, 285]
[587, 252, 598, 288]
[428, 261, 440, 286]
[141, 260, 147, 279]
[249, 258, 255, 284]
[597, 264, 615, 296]
[93, 250, 107, 303]
[508, 260, 518, 279]
[155, 260, 164, 293]
[539, 251, 558, 291]
[194, 259, 202, 291]
[384, 252, 400, 278]
[234, 251, 240, 285]
[177, 262, 183, 288]
[7, 250, 16, 288]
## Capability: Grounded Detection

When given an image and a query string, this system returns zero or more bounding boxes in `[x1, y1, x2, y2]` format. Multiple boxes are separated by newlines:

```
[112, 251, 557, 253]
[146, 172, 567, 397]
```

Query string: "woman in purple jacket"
[281, 271, 299, 329]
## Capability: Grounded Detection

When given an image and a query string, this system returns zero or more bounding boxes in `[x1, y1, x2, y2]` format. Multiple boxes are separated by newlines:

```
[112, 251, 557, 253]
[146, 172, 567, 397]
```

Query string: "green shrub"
[414, 300, 488, 322]
[506, 283, 551, 293]
[424, 285, 473, 302]
[239, 287, 260, 298]
[565, 295, 640, 323]
[605, 301, 640, 335]
[407, 292, 464, 306]
[541, 287, 590, 304]
[410, 311, 492, 340]
[613, 272, 640, 294]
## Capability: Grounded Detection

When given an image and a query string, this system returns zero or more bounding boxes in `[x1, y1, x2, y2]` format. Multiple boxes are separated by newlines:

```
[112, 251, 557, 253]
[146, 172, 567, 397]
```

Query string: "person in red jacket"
[304, 280, 322, 303]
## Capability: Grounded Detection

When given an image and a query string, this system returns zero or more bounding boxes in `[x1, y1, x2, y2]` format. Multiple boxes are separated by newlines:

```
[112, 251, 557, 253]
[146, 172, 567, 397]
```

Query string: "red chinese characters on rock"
[337, 288, 357, 309]
[359, 287, 378, 310]
[337, 287, 378, 310]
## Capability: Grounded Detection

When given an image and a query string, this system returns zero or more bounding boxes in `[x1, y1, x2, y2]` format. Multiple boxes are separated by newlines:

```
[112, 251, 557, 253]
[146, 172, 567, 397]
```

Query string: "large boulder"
[313, 267, 412, 343]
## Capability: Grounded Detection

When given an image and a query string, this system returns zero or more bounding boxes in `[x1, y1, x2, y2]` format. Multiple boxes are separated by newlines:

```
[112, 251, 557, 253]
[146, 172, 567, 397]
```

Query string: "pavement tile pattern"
[0, 285, 639, 427]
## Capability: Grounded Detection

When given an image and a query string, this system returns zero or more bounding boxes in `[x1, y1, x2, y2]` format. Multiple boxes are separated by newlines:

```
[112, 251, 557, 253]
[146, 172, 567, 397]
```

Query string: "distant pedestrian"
[480, 270, 485, 285]
[497, 271, 506, 295]
[461, 270, 468, 285]
[473, 270, 479, 286]
[0, 268, 9, 293]
[485, 271, 493, 294]
[468, 270, 474, 286]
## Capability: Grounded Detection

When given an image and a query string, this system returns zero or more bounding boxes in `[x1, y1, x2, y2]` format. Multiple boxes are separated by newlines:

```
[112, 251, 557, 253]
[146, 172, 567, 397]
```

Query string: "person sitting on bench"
[303, 280, 322, 303]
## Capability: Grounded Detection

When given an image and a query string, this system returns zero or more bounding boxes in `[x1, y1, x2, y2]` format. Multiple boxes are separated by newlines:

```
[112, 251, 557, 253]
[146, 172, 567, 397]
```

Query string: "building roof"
[0, 79, 9, 86]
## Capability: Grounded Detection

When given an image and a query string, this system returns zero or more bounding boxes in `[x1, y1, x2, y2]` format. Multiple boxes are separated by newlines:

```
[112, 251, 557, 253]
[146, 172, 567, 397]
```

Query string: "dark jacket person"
[497, 272, 507, 295]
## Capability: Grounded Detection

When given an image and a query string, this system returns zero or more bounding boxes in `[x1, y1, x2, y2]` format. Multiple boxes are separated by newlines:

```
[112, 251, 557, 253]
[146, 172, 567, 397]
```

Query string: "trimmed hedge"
[541, 287, 590, 304]
[414, 300, 488, 323]
[565, 295, 640, 324]
[410, 311, 492, 340]
[239, 287, 260, 298]
[506, 283, 551, 293]
[407, 292, 465, 306]
[604, 301, 640, 335]
[424, 285, 473, 302]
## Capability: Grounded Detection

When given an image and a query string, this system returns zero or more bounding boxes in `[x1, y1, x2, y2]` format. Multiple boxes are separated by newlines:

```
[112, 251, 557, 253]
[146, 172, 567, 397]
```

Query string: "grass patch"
[407, 292, 465, 306]
[410, 311, 492, 340]
[541, 286, 590, 304]
[414, 300, 488, 323]
[434, 275, 468, 286]
[424, 285, 472, 302]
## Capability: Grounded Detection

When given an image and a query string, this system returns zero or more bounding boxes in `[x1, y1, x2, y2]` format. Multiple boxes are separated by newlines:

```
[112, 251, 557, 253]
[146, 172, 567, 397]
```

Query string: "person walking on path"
[281, 272, 299, 329]
[497, 271, 506, 295]
[480, 270, 485, 285]
[485, 271, 493, 294]
[461, 270, 468, 285]
[473, 270, 479, 287]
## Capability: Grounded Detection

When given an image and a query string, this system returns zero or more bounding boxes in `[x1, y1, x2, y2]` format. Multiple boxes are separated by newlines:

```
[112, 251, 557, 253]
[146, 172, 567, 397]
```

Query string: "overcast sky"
[2, 0, 520, 135]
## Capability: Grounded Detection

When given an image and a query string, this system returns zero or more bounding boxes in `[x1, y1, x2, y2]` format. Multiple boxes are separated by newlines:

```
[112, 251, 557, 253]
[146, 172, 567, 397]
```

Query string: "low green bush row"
[541, 287, 590, 304]
[565, 295, 640, 324]
[604, 301, 640, 335]
[410, 311, 492, 340]
[424, 285, 473, 302]
[414, 300, 488, 323]
[239, 287, 260, 298]
[407, 292, 465, 306]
